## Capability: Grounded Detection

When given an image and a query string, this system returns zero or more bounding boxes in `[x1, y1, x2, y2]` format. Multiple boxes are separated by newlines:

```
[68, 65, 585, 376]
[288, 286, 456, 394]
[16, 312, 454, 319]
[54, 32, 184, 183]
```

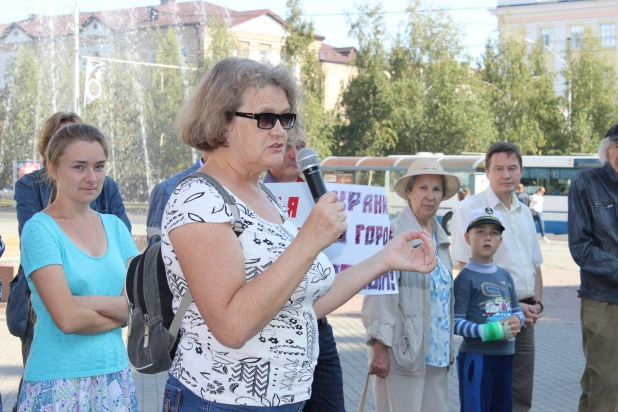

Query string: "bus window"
[323, 172, 354, 184]
[548, 168, 579, 195]
[358, 170, 386, 187]
[451, 172, 476, 194]
[388, 170, 406, 194]
[521, 168, 549, 193]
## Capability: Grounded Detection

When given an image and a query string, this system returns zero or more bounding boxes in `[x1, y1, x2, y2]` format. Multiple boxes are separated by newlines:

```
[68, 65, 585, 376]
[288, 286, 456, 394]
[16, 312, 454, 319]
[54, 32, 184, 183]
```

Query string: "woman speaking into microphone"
[161, 57, 438, 411]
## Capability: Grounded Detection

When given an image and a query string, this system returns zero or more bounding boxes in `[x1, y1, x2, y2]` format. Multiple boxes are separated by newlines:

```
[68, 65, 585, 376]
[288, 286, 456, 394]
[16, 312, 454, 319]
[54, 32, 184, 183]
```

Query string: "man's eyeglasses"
[234, 112, 296, 130]
[285, 141, 306, 152]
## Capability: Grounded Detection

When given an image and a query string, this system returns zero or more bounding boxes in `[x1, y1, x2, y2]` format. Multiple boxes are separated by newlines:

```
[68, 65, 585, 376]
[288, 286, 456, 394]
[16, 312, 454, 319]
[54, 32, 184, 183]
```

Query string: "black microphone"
[296, 148, 328, 203]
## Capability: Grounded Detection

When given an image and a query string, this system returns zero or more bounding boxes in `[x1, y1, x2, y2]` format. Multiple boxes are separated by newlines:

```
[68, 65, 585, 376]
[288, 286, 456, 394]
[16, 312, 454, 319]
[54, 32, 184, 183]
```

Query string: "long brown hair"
[38, 112, 83, 164]
[46, 124, 108, 204]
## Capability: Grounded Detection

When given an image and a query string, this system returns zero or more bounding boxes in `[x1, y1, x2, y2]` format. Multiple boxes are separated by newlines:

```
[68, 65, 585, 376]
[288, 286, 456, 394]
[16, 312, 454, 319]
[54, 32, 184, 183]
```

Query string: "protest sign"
[265, 182, 398, 295]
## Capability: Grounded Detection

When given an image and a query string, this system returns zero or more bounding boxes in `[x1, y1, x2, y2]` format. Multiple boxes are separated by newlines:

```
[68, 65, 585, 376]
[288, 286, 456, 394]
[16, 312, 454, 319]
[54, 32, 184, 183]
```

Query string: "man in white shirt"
[451, 142, 544, 412]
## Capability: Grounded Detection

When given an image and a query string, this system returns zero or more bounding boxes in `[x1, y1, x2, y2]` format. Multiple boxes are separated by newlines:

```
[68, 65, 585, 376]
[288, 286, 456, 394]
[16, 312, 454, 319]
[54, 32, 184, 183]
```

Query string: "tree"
[480, 27, 559, 154]
[334, 3, 396, 157]
[334, 0, 496, 157]
[525, 40, 564, 154]
[564, 29, 617, 154]
[0, 45, 51, 188]
[397, 1, 496, 154]
[81, 33, 156, 202]
[421, 58, 497, 154]
[204, 15, 237, 71]
[282, 0, 331, 157]
[145, 28, 192, 183]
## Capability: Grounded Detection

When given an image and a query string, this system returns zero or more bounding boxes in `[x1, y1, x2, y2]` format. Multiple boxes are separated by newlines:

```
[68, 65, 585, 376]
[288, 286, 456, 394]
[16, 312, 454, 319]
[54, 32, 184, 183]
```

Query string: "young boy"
[454, 207, 525, 412]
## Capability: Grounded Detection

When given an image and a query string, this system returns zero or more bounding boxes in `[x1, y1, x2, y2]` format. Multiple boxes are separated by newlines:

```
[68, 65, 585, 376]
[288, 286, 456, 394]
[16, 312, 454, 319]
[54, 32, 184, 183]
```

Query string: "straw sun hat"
[393, 158, 461, 201]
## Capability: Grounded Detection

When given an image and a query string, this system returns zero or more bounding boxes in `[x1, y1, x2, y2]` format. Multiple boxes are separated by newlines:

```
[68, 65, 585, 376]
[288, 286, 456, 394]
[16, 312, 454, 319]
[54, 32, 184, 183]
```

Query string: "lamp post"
[73, 0, 80, 115]
[524, 38, 571, 130]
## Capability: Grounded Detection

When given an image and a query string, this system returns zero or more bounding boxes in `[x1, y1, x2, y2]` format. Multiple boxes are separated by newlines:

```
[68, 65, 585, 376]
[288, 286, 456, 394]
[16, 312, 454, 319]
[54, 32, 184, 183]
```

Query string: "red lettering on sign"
[287, 197, 299, 218]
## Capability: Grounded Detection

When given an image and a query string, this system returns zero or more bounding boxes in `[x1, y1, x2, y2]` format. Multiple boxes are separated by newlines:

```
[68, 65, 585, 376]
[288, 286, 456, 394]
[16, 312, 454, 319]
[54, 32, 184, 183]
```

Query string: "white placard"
[265, 182, 398, 295]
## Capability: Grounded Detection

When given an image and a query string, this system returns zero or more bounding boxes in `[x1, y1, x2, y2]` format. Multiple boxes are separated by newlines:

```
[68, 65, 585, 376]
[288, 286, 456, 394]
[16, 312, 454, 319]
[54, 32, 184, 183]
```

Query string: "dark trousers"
[513, 325, 535, 412]
[579, 299, 618, 412]
[457, 352, 514, 412]
[303, 317, 345, 412]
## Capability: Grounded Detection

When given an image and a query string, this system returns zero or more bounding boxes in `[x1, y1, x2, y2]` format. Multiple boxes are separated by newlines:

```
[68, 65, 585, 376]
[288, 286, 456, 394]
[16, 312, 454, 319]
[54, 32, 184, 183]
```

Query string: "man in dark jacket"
[568, 124, 618, 412]
[146, 153, 206, 245]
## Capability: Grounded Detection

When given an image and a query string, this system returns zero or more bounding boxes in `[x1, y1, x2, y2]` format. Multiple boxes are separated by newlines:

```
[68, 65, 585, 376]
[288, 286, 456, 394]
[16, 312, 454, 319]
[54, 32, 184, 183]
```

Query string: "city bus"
[320, 153, 601, 235]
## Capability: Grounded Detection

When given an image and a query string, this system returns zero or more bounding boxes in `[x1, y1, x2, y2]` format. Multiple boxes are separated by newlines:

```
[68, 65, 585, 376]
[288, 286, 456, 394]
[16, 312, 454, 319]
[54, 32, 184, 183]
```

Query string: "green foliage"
[82, 27, 199, 200]
[282, 0, 331, 158]
[565, 29, 617, 154]
[1, 6, 617, 195]
[0, 45, 50, 188]
[479, 28, 562, 154]
[204, 16, 238, 71]
[421, 58, 497, 154]
[82, 55, 151, 200]
[145, 28, 192, 183]
[334, 3, 396, 156]
[335, 1, 497, 157]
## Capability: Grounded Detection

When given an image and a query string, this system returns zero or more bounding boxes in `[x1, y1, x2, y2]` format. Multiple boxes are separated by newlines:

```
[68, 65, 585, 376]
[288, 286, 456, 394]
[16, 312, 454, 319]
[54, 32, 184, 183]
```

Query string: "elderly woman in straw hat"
[361, 158, 461, 412]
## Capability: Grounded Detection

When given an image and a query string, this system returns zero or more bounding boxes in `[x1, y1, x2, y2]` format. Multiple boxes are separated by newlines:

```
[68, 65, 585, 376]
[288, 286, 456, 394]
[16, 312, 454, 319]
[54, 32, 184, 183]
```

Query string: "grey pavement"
[0, 208, 585, 411]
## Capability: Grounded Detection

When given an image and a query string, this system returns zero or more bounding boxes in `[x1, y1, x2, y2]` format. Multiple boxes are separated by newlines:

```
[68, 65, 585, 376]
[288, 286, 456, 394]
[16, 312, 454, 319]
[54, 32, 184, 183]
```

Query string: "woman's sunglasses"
[234, 112, 296, 130]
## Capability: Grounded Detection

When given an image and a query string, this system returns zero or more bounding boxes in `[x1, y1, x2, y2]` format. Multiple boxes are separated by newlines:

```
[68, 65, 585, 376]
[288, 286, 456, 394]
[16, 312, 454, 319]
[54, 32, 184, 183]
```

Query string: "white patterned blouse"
[161, 176, 335, 407]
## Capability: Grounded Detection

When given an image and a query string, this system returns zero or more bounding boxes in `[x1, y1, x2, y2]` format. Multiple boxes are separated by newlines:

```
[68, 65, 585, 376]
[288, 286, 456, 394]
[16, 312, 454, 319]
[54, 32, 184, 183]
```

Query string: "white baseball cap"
[466, 207, 506, 232]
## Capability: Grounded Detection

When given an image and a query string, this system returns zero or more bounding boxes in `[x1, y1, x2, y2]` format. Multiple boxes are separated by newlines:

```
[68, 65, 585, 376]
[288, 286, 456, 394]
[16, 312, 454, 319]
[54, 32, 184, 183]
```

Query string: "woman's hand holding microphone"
[298, 192, 348, 254]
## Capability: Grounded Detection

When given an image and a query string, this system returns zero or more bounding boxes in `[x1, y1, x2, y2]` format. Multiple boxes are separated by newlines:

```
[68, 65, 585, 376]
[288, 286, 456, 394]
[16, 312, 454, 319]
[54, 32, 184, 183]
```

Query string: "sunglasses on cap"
[234, 112, 296, 130]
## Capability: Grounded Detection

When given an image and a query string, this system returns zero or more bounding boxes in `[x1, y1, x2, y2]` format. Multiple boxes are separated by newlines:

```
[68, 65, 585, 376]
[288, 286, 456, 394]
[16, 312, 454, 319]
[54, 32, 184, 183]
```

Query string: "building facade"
[0, 0, 356, 110]
[492, 0, 618, 95]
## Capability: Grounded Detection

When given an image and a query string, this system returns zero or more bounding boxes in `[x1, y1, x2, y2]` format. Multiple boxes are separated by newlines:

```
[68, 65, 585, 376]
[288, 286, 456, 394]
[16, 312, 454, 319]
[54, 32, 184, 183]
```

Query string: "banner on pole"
[84, 60, 104, 105]
[265, 182, 398, 295]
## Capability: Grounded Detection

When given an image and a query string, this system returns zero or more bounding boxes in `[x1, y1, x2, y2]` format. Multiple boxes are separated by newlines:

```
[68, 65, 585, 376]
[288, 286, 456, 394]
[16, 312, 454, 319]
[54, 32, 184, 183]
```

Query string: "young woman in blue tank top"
[17, 124, 139, 411]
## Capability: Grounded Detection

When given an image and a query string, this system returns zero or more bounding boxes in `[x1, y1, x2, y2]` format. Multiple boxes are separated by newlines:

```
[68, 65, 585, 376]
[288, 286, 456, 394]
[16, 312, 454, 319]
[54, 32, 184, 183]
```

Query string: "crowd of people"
[1, 57, 616, 412]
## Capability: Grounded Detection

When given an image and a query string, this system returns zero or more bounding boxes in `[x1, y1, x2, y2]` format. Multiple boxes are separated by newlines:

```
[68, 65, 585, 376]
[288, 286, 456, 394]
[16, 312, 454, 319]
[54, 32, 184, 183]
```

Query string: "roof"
[319, 43, 356, 64]
[0, 1, 324, 40]
[496, 0, 589, 7]
[320, 155, 487, 172]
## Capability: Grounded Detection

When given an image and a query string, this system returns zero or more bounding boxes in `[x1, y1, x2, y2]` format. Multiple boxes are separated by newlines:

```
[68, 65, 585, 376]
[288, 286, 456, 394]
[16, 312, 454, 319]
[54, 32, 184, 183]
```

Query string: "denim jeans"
[532, 211, 545, 237]
[162, 375, 306, 412]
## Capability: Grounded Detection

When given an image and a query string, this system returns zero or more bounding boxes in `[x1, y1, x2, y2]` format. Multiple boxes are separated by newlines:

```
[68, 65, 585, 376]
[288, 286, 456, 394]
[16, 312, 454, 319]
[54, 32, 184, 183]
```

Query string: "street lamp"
[73, 0, 80, 115]
[524, 38, 571, 129]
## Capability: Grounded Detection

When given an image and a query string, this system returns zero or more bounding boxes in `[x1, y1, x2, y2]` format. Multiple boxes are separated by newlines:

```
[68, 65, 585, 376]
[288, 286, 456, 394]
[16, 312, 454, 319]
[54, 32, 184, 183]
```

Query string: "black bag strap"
[169, 172, 245, 336]
[176, 172, 244, 236]
[259, 181, 282, 209]
[168, 172, 284, 336]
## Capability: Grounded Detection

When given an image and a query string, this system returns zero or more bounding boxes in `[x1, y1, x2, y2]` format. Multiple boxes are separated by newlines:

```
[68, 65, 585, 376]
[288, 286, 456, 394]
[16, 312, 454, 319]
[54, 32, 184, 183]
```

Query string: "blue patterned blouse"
[425, 232, 452, 367]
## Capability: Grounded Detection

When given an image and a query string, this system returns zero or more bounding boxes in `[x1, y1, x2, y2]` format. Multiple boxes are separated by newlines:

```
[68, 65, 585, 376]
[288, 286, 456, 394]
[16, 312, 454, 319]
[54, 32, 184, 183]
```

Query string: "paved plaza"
[0, 211, 585, 411]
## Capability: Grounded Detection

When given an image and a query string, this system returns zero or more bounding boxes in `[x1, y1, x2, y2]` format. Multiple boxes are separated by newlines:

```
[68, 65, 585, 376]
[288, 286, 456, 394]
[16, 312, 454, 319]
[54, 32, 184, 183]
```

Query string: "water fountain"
[0, 1, 228, 201]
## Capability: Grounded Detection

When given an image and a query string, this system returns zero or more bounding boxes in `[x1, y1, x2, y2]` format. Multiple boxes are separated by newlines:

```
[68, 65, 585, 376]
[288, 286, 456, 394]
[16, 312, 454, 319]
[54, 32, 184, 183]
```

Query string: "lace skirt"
[17, 367, 137, 411]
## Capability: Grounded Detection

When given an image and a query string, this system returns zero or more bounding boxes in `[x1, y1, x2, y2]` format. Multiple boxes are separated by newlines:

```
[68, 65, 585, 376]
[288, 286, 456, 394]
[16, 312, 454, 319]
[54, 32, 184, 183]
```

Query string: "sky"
[0, 0, 498, 60]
